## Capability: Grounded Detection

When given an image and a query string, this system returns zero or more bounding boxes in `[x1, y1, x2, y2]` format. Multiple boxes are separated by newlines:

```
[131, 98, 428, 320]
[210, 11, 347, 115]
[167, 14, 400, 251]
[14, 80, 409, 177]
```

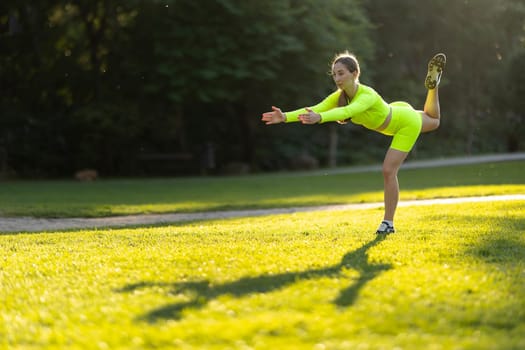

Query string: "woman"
[261, 52, 446, 234]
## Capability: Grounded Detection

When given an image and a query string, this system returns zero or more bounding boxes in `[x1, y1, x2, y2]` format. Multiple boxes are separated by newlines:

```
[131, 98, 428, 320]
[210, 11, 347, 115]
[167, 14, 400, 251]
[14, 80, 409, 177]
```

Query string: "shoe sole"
[425, 53, 446, 89]
[376, 229, 395, 235]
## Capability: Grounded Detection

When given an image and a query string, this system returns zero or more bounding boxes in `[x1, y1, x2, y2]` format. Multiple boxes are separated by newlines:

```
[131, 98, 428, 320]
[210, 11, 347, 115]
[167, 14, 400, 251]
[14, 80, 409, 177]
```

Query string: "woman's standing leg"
[377, 148, 409, 234]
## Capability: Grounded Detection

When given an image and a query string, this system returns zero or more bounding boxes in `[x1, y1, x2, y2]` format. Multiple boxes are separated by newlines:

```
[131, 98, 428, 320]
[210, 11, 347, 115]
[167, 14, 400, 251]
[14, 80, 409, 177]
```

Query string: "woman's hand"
[298, 108, 321, 124]
[261, 106, 286, 125]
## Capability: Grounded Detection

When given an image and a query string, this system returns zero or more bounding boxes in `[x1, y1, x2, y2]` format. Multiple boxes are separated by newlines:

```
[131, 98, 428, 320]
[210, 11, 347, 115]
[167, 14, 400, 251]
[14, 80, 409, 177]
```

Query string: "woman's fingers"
[261, 106, 284, 125]
[262, 109, 280, 124]
[299, 108, 311, 122]
[298, 108, 320, 124]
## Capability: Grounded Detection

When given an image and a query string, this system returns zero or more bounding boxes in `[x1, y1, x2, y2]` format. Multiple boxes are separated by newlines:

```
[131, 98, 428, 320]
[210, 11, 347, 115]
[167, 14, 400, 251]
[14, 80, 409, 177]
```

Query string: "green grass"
[1, 200, 524, 349]
[0, 160, 524, 218]
[1, 160, 524, 348]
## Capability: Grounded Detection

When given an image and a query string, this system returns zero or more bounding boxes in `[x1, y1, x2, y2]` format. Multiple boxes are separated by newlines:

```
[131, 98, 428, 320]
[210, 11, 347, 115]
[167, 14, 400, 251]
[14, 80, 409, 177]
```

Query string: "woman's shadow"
[118, 235, 391, 322]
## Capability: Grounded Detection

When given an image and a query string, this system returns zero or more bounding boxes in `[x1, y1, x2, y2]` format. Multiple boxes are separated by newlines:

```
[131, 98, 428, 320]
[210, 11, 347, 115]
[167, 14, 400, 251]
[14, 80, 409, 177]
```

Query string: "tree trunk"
[78, 0, 110, 101]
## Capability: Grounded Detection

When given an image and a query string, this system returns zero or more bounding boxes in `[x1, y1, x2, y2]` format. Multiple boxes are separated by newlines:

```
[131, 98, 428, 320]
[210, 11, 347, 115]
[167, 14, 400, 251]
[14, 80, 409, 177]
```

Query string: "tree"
[140, 0, 374, 171]
[4, 0, 523, 178]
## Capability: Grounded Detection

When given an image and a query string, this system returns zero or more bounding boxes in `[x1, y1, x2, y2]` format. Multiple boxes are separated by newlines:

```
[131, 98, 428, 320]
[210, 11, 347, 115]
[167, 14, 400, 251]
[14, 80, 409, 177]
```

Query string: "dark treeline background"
[1, 0, 524, 178]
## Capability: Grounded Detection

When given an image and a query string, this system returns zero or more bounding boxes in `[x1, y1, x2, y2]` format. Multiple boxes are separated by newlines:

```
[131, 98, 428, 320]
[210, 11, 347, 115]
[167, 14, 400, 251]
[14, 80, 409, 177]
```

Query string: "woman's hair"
[332, 51, 360, 107]
[332, 51, 360, 77]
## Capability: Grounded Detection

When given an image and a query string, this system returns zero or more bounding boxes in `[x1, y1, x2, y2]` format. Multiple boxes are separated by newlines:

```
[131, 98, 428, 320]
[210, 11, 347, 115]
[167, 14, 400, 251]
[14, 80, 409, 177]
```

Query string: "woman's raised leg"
[421, 87, 441, 132]
[421, 53, 446, 133]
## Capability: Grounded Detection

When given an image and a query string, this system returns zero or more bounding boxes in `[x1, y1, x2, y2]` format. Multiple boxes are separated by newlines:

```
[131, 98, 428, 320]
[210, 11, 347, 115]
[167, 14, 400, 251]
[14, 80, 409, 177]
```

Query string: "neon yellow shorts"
[380, 101, 422, 152]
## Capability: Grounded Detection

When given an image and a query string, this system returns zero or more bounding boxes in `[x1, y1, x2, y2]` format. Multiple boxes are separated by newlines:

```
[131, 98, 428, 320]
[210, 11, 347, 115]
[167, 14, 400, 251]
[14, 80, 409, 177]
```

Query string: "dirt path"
[1, 194, 524, 233]
[2, 153, 524, 233]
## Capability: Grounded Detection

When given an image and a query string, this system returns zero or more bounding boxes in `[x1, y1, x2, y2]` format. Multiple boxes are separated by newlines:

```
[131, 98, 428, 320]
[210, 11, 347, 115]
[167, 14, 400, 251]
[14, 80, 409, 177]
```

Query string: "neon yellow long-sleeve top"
[285, 84, 390, 130]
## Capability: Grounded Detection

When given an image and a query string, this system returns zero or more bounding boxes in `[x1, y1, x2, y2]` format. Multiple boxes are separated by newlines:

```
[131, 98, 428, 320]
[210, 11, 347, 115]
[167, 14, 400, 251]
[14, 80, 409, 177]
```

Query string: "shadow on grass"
[117, 235, 391, 322]
[423, 209, 525, 264]
[461, 214, 525, 264]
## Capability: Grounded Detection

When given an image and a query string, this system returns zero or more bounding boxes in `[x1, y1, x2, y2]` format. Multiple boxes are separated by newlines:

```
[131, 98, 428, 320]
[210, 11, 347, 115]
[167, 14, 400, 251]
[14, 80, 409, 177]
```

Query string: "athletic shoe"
[424, 53, 447, 89]
[376, 221, 395, 234]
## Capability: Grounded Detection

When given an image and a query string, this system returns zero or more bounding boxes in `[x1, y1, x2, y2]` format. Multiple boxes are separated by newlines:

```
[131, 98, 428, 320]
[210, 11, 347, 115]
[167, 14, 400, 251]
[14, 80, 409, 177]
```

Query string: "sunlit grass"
[0, 161, 523, 218]
[1, 200, 524, 349]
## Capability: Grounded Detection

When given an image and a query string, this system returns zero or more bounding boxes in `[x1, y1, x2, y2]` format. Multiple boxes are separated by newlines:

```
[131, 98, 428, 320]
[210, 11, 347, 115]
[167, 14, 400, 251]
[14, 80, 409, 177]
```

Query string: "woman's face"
[332, 62, 356, 90]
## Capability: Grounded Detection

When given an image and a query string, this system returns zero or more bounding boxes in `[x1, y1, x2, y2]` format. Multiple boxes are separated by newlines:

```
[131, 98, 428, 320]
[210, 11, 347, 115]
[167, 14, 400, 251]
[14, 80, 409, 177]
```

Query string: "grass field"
[0, 161, 524, 218]
[1, 161, 524, 349]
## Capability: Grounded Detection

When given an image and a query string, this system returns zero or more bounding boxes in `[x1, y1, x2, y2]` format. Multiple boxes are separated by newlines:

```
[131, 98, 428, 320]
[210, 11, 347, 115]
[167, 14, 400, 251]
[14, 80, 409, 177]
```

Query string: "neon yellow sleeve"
[284, 91, 340, 123]
[318, 86, 376, 123]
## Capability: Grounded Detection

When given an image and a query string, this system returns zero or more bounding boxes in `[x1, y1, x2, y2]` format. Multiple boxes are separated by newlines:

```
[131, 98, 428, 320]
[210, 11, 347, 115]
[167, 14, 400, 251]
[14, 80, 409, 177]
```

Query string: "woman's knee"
[382, 148, 407, 179]
[431, 118, 440, 130]
[421, 113, 440, 133]
[382, 163, 398, 179]
[383, 148, 408, 180]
